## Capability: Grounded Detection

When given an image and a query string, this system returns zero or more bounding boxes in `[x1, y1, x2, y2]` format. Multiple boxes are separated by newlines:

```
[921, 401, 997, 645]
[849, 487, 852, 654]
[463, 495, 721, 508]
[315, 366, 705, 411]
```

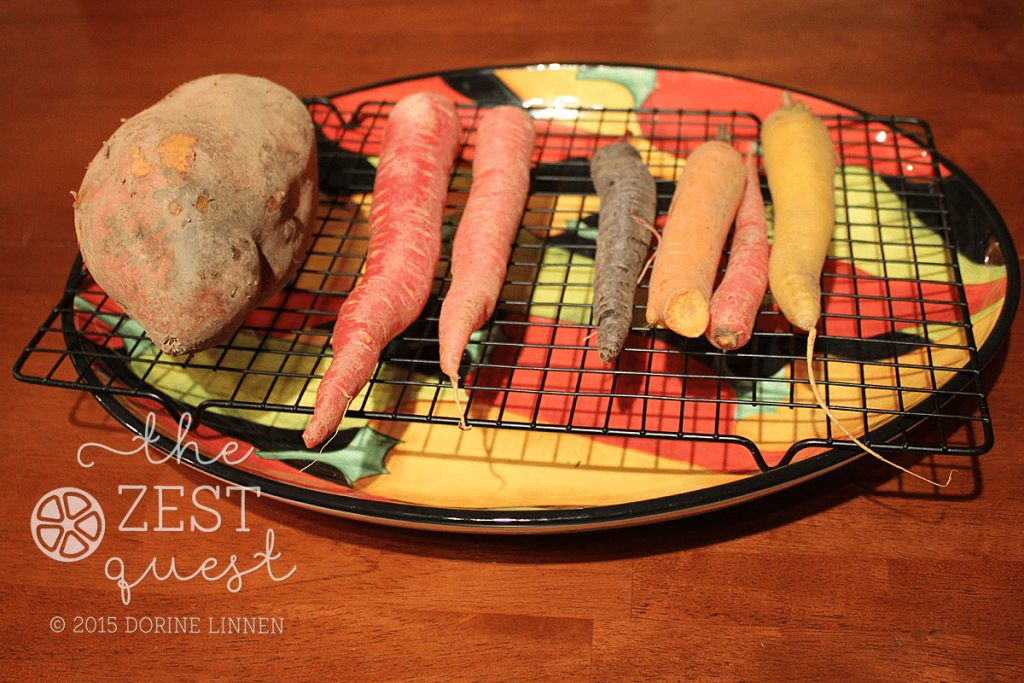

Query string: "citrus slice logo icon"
[31, 488, 105, 562]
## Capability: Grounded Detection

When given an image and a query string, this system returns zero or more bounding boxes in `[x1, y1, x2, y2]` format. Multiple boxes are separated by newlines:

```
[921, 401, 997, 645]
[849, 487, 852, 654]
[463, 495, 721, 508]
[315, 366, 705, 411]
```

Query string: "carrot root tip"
[449, 375, 470, 431]
[299, 400, 350, 471]
[711, 328, 740, 350]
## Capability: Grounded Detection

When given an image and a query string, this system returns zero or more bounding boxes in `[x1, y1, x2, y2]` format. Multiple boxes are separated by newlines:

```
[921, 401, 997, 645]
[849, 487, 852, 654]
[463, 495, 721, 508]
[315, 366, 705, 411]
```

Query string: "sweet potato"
[73, 73, 318, 356]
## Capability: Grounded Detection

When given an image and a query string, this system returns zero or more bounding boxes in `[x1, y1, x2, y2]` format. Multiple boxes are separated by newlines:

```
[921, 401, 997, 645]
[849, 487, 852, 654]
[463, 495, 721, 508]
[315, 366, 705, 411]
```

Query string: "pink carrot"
[303, 92, 462, 448]
[439, 105, 535, 428]
[706, 147, 769, 350]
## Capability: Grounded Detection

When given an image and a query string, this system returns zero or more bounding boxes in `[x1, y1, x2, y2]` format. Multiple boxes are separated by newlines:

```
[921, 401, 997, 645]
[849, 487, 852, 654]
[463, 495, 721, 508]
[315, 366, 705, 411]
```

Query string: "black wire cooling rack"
[13, 102, 995, 471]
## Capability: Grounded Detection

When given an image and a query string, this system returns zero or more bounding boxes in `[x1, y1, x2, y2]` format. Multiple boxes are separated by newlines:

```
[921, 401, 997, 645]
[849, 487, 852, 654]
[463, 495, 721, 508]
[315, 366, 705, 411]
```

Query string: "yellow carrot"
[764, 92, 949, 487]
[646, 129, 746, 337]
[762, 91, 836, 332]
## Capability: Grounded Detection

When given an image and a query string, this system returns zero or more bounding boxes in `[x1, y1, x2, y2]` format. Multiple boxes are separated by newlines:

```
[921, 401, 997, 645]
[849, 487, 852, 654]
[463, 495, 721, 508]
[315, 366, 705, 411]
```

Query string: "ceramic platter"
[48, 64, 1018, 533]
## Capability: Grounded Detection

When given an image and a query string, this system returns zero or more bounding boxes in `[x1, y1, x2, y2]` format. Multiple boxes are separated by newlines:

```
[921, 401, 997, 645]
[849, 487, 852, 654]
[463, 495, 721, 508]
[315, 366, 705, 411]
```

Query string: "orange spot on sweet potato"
[157, 133, 197, 173]
[131, 147, 151, 176]
[266, 191, 285, 212]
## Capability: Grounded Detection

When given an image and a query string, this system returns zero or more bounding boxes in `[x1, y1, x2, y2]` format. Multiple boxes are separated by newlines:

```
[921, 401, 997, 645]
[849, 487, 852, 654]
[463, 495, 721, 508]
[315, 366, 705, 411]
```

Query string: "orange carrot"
[303, 92, 462, 448]
[646, 129, 746, 338]
[706, 147, 769, 350]
[439, 105, 535, 428]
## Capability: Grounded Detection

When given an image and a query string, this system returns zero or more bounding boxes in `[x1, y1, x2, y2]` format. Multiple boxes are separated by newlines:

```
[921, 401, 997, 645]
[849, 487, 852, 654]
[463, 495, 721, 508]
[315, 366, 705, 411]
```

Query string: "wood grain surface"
[2, 1, 1022, 681]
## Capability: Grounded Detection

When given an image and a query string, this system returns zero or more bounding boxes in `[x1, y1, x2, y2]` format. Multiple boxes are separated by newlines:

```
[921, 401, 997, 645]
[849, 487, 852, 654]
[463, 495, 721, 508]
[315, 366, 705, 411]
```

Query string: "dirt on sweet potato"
[73, 73, 318, 356]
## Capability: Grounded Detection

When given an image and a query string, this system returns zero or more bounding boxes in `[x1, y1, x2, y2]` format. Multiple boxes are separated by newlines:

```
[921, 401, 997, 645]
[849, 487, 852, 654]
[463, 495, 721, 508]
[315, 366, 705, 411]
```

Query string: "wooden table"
[3, 1, 1022, 680]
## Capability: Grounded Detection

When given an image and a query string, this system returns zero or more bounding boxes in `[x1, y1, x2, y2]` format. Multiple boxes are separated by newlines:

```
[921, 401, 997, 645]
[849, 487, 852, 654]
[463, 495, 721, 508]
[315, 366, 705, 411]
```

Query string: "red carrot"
[439, 105, 535, 428]
[706, 147, 769, 350]
[303, 92, 462, 448]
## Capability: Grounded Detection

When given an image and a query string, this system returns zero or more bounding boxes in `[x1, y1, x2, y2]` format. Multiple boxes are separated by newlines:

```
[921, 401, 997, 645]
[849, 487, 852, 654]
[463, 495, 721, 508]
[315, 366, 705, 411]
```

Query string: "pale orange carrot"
[706, 147, 769, 350]
[646, 128, 746, 338]
[439, 105, 535, 428]
[303, 92, 462, 448]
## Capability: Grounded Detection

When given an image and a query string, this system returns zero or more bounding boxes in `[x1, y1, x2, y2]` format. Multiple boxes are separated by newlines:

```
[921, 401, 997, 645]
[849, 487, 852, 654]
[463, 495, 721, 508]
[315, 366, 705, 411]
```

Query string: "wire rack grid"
[13, 101, 993, 473]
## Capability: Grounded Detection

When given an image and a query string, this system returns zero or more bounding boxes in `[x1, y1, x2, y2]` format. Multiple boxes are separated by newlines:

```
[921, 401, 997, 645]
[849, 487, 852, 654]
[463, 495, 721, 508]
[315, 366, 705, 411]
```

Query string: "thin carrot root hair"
[633, 214, 661, 285]
[300, 396, 351, 472]
[449, 375, 470, 431]
[805, 328, 951, 487]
